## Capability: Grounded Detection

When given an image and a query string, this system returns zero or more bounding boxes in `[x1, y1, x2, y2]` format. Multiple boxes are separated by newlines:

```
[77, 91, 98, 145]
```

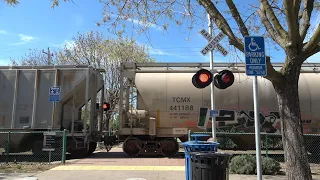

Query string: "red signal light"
[213, 70, 234, 89]
[103, 102, 110, 111]
[199, 73, 210, 83]
[192, 69, 213, 89]
[222, 74, 230, 83]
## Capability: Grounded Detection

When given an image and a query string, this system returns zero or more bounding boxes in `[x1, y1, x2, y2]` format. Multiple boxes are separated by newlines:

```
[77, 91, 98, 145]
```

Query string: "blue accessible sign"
[244, 36, 267, 76]
[49, 86, 61, 102]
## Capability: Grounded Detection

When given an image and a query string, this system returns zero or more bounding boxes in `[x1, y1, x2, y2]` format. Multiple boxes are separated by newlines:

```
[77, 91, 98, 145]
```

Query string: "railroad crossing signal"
[192, 69, 234, 89]
[199, 29, 229, 56]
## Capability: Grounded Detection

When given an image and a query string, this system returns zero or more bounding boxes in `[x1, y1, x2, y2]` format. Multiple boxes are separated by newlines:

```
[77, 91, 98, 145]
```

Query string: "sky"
[0, 0, 319, 66]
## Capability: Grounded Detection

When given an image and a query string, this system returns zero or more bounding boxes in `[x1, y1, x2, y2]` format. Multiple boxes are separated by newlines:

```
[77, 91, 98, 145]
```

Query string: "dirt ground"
[0, 163, 60, 173]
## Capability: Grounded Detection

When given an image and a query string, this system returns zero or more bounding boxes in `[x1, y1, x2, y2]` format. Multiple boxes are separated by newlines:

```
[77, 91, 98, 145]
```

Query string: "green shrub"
[230, 154, 256, 174]
[218, 137, 238, 149]
[261, 156, 281, 175]
[229, 155, 281, 175]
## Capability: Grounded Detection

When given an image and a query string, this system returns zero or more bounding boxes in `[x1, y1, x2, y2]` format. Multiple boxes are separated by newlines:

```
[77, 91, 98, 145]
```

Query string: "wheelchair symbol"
[248, 38, 261, 51]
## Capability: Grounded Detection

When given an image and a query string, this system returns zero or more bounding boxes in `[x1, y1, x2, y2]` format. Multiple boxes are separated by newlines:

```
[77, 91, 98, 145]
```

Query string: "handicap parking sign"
[244, 36, 267, 76]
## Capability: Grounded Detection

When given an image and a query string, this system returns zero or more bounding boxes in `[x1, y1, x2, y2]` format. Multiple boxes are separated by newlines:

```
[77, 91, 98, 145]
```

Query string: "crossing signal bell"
[192, 69, 234, 89]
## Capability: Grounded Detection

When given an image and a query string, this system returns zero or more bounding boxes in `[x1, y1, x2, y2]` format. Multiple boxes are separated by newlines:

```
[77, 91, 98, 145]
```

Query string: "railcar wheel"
[88, 142, 97, 155]
[123, 138, 141, 157]
[160, 139, 179, 157]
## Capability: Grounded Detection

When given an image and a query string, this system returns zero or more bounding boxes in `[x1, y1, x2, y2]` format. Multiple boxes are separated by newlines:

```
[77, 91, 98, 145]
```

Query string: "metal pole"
[208, 14, 216, 142]
[253, 76, 262, 180]
[62, 129, 67, 164]
[6, 131, 10, 163]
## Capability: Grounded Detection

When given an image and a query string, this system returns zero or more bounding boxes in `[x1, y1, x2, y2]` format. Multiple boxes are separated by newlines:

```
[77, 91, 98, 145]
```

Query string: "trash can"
[188, 152, 233, 180]
[182, 134, 220, 180]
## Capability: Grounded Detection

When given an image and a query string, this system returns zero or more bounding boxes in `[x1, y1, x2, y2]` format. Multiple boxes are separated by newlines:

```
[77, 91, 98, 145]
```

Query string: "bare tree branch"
[303, 25, 320, 53]
[225, 0, 249, 37]
[258, 4, 286, 48]
[198, 0, 284, 85]
[303, 44, 320, 59]
[265, 56, 286, 84]
[299, 0, 315, 41]
[284, 0, 302, 49]
[260, 0, 288, 39]
[197, 0, 244, 52]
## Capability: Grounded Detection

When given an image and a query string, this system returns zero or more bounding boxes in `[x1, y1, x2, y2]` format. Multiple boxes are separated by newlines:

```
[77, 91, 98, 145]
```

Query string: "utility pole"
[42, 47, 54, 65]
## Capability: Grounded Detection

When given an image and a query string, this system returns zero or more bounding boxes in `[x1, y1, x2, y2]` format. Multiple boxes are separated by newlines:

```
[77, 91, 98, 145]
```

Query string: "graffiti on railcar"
[198, 109, 313, 133]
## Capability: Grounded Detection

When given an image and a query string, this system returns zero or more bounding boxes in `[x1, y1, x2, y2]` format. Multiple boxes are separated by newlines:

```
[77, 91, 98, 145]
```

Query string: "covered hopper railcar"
[0, 65, 106, 158]
[116, 62, 320, 157]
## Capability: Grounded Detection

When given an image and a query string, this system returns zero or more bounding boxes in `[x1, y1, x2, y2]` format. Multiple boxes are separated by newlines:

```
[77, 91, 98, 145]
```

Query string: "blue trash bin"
[182, 134, 220, 180]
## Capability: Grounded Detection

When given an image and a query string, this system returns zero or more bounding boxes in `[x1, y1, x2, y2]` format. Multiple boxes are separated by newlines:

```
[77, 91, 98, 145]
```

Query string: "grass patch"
[0, 163, 58, 173]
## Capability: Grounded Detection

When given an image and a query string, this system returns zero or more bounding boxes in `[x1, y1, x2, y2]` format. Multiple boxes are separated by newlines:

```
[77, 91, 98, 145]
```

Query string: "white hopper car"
[117, 62, 320, 157]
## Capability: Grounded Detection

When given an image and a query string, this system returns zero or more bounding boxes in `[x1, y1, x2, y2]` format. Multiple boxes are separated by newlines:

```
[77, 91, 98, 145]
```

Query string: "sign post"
[244, 36, 266, 180]
[43, 131, 56, 164]
[199, 17, 229, 142]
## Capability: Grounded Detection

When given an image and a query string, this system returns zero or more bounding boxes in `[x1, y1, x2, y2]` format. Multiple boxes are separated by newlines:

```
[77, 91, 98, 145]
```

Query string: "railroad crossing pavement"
[32, 167, 320, 180]
[3, 148, 320, 180]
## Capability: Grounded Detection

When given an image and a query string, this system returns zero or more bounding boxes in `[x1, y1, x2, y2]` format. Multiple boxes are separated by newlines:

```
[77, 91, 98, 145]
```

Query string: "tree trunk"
[273, 79, 312, 180]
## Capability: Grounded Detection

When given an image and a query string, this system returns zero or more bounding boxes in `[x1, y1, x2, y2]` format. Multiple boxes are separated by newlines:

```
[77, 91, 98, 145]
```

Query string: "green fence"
[0, 130, 67, 164]
[189, 131, 320, 163]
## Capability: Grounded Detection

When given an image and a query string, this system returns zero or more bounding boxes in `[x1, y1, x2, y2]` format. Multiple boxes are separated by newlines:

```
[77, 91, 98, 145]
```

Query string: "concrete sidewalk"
[2, 169, 320, 180]
[0, 173, 39, 180]
[32, 169, 320, 180]
[32, 170, 320, 180]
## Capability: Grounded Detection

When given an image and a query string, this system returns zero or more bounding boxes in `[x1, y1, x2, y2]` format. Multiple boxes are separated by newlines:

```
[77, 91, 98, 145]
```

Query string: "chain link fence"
[0, 130, 67, 164]
[189, 131, 320, 163]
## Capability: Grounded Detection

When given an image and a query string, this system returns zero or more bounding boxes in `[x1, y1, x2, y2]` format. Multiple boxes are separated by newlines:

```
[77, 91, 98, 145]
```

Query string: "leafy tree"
[57, 31, 154, 130]
[10, 48, 59, 66]
[11, 30, 155, 131]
